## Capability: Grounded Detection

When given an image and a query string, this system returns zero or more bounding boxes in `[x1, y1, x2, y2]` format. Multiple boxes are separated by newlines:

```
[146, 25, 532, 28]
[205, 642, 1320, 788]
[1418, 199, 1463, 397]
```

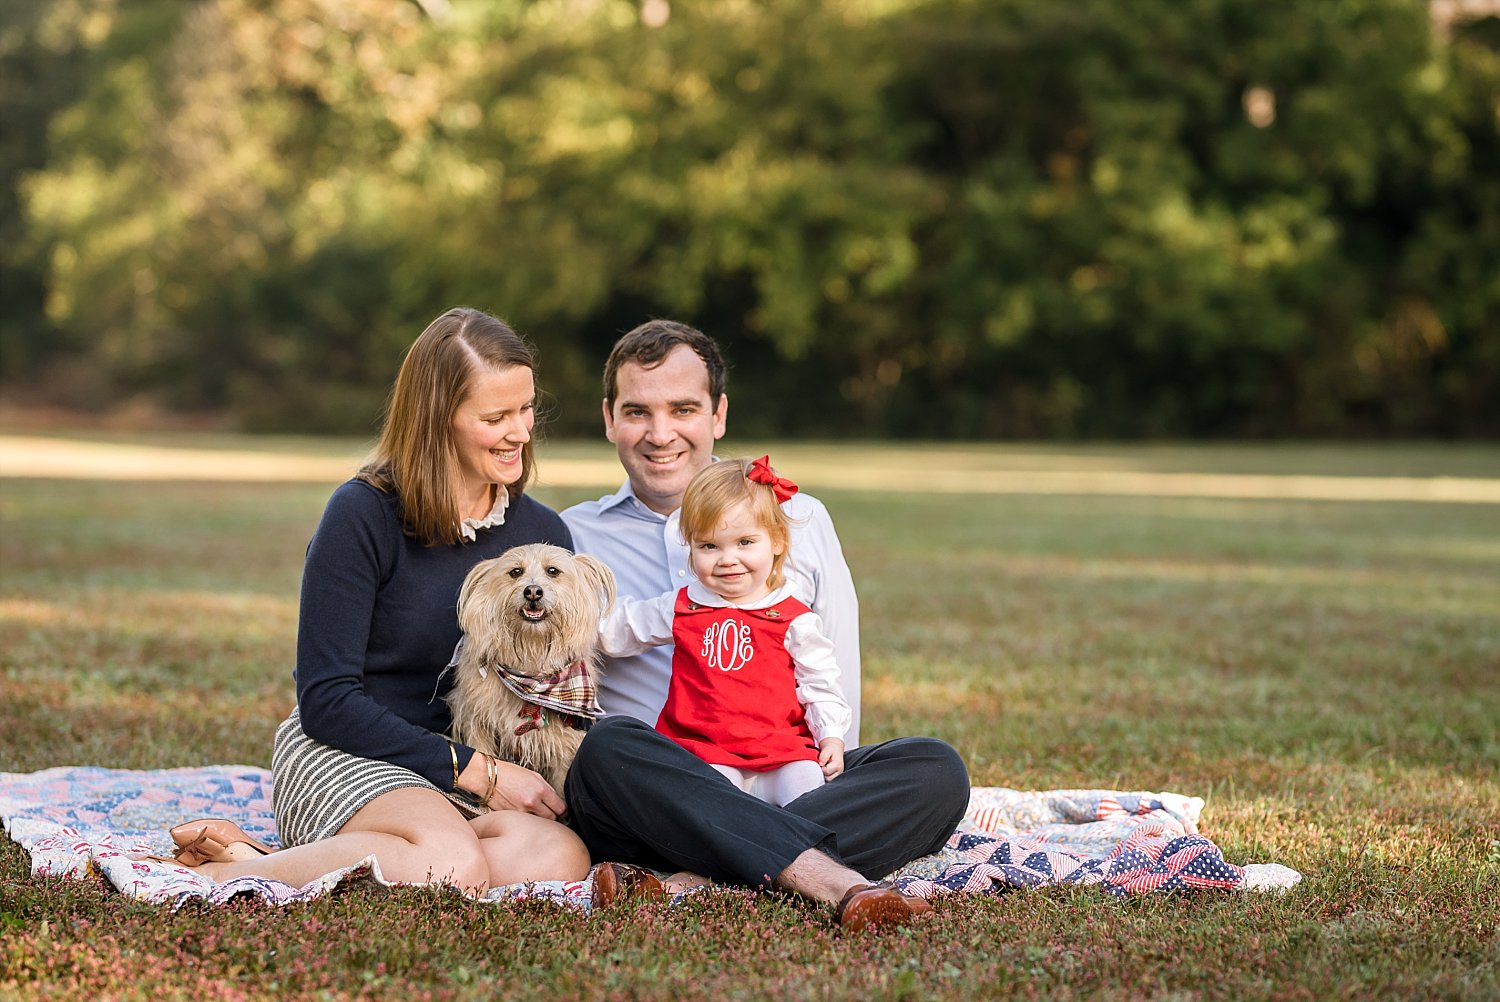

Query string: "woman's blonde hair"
[358, 307, 538, 546]
[678, 458, 793, 590]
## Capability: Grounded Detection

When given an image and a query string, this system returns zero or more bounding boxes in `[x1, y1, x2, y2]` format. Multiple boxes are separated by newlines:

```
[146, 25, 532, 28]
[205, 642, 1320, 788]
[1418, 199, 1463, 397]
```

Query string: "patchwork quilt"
[0, 765, 1293, 909]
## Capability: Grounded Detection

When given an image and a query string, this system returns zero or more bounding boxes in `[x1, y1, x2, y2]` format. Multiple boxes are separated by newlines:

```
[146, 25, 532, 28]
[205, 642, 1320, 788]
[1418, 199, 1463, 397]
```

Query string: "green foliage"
[4, 0, 1497, 436]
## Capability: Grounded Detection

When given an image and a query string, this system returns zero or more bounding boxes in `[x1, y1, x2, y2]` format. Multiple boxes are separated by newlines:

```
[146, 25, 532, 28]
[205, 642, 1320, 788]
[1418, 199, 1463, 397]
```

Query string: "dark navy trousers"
[564, 716, 970, 888]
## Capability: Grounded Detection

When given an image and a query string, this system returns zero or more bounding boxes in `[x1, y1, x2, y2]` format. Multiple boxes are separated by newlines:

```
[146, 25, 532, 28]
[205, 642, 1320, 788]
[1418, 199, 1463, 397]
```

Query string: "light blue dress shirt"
[563, 478, 863, 747]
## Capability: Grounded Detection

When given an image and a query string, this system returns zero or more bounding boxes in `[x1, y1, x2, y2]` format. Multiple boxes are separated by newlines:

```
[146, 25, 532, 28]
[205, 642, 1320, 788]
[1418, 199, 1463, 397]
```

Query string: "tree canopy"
[4, 0, 1497, 437]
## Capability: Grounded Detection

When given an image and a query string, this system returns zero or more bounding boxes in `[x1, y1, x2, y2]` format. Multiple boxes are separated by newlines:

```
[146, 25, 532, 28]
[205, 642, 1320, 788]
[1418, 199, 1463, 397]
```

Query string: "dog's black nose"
[524, 584, 544, 604]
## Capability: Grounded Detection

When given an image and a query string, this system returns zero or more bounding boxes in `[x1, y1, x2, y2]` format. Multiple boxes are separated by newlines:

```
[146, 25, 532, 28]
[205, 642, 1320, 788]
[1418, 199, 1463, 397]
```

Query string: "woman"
[167, 307, 590, 893]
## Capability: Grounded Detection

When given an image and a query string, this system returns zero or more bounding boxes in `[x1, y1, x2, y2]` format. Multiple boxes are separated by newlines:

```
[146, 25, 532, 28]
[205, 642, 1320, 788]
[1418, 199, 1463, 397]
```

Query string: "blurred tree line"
[2, 0, 1497, 438]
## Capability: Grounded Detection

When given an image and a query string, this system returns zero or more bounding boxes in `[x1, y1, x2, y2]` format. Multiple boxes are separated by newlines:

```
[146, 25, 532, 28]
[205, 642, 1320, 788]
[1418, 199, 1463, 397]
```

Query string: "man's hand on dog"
[819, 738, 845, 780]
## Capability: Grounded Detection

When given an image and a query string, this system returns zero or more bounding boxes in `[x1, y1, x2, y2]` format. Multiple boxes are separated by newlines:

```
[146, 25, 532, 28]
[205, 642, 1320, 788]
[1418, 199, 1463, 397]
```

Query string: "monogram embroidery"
[701, 618, 754, 672]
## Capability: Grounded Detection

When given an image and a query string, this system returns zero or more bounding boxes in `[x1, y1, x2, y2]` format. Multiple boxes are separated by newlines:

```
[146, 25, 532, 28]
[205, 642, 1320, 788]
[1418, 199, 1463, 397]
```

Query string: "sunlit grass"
[2, 435, 1497, 999]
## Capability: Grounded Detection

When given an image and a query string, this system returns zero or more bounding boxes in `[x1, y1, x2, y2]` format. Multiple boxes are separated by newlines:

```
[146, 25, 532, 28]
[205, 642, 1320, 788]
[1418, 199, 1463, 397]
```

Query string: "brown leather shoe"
[837, 881, 932, 933]
[591, 862, 667, 909]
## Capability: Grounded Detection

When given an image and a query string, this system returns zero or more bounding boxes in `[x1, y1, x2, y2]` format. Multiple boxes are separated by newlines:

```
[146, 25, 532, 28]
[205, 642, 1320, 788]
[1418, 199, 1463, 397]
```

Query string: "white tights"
[709, 759, 825, 807]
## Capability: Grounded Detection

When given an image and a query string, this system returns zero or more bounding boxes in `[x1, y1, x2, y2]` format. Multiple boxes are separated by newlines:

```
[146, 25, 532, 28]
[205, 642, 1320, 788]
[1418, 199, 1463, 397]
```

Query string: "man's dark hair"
[603, 319, 728, 407]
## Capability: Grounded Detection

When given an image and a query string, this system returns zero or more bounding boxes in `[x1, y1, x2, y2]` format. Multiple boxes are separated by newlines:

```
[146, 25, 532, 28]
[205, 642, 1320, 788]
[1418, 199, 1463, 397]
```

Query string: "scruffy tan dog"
[447, 543, 616, 798]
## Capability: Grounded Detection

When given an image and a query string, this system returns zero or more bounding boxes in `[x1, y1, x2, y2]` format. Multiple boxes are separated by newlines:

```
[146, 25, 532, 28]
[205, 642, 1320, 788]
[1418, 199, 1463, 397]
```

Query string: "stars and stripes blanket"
[0, 766, 1295, 909]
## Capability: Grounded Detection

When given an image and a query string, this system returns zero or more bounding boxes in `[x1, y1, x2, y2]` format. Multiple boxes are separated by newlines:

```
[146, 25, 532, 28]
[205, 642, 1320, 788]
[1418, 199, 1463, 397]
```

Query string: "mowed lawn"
[1, 434, 1497, 1001]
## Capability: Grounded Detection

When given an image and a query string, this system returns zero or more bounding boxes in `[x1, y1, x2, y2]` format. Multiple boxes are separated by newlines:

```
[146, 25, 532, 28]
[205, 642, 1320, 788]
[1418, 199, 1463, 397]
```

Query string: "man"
[562, 320, 968, 931]
[566, 321, 864, 745]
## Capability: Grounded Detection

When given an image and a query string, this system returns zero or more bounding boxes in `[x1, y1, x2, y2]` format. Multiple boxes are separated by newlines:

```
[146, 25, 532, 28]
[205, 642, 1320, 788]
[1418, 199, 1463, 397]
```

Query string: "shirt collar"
[597, 479, 638, 512]
[599, 456, 726, 520]
[599, 478, 674, 523]
[684, 578, 798, 610]
[459, 489, 511, 542]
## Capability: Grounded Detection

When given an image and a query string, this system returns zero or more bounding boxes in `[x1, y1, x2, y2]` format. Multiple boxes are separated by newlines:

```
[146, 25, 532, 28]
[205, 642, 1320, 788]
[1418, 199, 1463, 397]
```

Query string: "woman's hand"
[487, 759, 569, 820]
[818, 738, 845, 780]
[459, 751, 568, 821]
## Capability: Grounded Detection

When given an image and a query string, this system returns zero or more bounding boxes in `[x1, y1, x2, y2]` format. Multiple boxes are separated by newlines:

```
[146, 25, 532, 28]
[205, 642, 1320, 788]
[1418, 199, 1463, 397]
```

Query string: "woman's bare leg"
[467, 810, 591, 884]
[189, 788, 490, 893]
[663, 871, 713, 894]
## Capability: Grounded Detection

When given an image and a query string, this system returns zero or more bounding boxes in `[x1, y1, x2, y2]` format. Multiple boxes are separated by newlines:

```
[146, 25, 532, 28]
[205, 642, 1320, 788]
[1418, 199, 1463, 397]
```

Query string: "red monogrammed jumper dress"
[656, 588, 820, 771]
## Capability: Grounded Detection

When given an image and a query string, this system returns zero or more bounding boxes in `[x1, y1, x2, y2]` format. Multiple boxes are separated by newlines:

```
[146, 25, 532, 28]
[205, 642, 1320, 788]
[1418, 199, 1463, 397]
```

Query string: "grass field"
[1, 433, 1497, 1000]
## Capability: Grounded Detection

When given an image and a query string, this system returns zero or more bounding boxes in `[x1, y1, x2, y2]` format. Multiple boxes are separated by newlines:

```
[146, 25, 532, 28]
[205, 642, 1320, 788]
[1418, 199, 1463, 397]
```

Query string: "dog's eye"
[546, 566, 561, 578]
[508, 567, 524, 579]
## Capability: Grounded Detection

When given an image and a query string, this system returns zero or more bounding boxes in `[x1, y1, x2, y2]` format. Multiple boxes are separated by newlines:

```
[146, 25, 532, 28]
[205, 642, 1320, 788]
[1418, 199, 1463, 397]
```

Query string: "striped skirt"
[271, 710, 486, 847]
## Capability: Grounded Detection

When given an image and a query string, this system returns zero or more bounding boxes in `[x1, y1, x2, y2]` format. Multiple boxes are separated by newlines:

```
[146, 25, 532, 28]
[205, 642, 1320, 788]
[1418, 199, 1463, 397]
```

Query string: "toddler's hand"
[818, 738, 845, 780]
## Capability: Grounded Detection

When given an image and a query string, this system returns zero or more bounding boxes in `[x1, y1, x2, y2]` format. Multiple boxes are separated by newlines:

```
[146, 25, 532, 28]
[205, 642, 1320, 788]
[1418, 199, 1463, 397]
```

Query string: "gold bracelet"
[481, 753, 498, 806]
[448, 740, 460, 792]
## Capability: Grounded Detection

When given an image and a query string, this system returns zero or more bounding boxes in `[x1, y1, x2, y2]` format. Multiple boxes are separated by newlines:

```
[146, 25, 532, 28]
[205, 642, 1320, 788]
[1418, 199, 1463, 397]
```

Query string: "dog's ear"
[572, 553, 617, 613]
[456, 558, 498, 620]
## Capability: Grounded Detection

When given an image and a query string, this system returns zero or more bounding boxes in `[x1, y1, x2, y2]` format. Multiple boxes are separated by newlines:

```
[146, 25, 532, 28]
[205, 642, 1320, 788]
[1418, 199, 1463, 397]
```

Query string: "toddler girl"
[598, 456, 851, 807]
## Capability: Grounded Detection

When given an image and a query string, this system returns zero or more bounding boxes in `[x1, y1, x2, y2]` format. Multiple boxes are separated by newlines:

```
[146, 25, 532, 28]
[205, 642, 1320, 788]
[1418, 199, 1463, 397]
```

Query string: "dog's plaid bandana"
[484, 659, 603, 726]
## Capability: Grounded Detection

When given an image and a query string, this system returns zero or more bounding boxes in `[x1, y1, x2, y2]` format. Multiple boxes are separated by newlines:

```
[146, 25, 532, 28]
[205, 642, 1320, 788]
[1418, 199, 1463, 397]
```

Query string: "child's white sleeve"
[597, 591, 677, 657]
[785, 612, 852, 744]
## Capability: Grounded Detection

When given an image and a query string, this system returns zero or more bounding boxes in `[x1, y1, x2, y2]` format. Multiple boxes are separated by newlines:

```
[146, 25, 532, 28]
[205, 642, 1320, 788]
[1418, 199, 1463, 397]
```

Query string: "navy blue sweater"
[294, 479, 573, 789]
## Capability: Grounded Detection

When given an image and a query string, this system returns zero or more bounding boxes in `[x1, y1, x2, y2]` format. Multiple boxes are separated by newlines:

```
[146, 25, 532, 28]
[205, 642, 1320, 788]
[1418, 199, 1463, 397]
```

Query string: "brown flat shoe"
[168, 818, 276, 867]
[837, 881, 932, 934]
[591, 862, 667, 909]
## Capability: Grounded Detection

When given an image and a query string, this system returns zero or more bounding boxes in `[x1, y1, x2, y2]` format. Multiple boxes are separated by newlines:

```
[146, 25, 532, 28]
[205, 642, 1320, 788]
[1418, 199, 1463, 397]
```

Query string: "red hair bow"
[747, 455, 799, 503]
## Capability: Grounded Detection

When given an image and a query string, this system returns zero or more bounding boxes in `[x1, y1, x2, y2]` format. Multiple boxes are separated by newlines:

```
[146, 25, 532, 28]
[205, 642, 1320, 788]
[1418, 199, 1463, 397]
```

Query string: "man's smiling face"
[604, 345, 727, 516]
